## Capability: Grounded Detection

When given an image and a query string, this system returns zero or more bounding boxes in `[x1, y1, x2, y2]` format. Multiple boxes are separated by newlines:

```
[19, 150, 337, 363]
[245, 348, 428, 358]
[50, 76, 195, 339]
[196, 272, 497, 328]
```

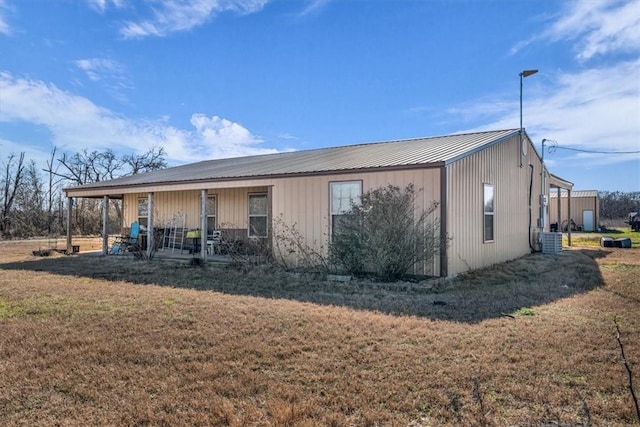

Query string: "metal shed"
[549, 190, 600, 232]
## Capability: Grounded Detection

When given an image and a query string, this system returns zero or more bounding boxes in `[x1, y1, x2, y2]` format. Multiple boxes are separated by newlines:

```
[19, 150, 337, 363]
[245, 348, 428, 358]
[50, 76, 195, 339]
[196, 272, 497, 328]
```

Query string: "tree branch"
[615, 317, 640, 422]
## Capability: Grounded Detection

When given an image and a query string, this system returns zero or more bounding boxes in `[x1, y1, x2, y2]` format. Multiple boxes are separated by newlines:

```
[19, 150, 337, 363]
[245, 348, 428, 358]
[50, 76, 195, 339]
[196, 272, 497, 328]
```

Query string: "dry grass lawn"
[0, 238, 639, 426]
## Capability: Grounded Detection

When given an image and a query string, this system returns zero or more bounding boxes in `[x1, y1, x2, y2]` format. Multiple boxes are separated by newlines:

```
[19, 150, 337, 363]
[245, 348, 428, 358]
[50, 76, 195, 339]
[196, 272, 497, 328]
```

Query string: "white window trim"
[203, 194, 217, 234]
[483, 183, 495, 243]
[329, 180, 362, 239]
[137, 197, 148, 228]
[248, 193, 268, 238]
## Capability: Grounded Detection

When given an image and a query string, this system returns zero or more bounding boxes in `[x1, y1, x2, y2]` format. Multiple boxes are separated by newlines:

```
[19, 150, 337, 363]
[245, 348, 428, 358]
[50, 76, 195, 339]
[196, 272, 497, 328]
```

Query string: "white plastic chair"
[207, 230, 223, 255]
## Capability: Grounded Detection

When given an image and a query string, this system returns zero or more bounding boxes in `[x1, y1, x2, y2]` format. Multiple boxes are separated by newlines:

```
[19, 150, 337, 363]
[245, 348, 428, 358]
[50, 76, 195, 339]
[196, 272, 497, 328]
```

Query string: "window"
[138, 197, 148, 228]
[205, 195, 216, 236]
[330, 181, 362, 238]
[248, 194, 268, 237]
[483, 184, 494, 242]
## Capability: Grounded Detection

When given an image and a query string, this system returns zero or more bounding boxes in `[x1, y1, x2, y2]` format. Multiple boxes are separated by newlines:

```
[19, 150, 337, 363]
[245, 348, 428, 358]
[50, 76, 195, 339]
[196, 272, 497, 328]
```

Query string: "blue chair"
[110, 222, 140, 254]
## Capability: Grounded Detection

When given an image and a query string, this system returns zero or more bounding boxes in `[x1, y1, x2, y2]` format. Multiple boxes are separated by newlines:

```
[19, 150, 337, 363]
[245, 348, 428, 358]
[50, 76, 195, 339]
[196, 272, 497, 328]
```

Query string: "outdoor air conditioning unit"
[539, 232, 562, 254]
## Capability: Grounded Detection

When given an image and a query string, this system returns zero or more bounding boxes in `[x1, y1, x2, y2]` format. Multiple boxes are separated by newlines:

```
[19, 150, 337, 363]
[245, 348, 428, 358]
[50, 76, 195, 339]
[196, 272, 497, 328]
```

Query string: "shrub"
[272, 215, 329, 273]
[329, 184, 444, 281]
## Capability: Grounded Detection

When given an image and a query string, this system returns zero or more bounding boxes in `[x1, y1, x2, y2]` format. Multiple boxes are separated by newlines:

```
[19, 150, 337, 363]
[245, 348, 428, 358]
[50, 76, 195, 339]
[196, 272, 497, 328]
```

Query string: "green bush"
[329, 184, 444, 281]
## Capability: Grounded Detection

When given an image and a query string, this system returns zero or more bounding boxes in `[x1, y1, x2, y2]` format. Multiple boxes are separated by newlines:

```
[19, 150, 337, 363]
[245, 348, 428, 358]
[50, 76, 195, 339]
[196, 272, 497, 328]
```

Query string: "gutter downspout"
[528, 164, 536, 252]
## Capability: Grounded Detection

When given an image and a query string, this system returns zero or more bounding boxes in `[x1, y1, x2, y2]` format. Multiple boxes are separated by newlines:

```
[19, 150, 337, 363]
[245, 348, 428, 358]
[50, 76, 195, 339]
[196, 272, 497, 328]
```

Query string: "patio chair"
[207, 230, 223, 255]
[110, 222, 140, 255]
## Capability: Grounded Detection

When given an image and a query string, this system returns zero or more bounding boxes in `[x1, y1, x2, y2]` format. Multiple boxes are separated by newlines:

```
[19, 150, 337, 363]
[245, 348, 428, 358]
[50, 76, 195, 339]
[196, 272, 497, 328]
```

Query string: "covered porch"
[64, 184, 273, 262]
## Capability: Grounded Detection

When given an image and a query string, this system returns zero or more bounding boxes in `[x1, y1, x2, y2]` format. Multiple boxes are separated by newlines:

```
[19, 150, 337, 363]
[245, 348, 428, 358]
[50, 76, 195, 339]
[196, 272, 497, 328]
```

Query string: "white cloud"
[549, 0, 640, 61]
[0, 72, 278, 165]
[526, 61, 640, 149]
[513, 0, 640, 62]
[75, 58, 122, 82]
[482, 0, 640, 172]
[74, 57, 133, 102]
[85, 0, 124, 13]
[119, 0, 269, 39]
[0, 0, 14, 36]
[456, 59, 640, 170]
[297, 0, 332, 17]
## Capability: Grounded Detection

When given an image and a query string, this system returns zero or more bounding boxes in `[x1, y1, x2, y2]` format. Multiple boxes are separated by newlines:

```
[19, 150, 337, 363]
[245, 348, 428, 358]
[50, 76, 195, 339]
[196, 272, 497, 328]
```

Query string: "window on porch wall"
[203, 195, 216, 238]
[248, 194, 268, 237]
[138, 198, 148, 229]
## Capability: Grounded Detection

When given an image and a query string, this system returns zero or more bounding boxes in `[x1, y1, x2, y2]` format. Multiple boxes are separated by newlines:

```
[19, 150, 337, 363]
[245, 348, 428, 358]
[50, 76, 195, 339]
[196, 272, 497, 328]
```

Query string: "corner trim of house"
[439, 166, 448, 277]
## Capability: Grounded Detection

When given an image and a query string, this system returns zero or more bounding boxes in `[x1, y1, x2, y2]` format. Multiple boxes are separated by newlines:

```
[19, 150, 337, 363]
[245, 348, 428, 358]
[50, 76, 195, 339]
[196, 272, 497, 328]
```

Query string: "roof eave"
[548, 173, 574, 189]
[64, 162, 446, 197]
[443, 130, 520, 166]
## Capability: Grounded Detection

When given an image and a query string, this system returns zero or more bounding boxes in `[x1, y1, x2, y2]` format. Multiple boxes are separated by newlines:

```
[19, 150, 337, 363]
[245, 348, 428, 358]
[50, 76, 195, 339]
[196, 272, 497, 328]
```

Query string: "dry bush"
[272, 215, 329, 274]
[329, 184, 444, 281]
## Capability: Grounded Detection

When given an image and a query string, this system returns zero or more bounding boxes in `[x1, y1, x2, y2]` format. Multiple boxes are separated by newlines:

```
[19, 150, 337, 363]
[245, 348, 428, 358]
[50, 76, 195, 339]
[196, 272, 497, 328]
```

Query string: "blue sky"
[1, 0, 639, 191]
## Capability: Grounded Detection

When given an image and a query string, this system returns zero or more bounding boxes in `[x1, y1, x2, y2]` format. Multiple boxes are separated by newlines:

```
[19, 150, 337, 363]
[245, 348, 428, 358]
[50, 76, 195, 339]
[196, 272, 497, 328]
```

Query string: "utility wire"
[554, 146, 640, 154]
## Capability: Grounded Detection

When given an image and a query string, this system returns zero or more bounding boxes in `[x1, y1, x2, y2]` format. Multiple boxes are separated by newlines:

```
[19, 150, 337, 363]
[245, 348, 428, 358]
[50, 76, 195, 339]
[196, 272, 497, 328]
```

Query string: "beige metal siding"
[123, 191, 199, 229]
[123, 187, 268, 231]
[122, 170, 442, 275]
[446, 134, 544, 276]
[270, 169, 442, 275]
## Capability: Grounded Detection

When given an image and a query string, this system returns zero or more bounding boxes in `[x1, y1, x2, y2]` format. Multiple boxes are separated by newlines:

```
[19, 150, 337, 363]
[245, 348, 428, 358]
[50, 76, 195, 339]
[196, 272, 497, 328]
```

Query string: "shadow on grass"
[0, 248, 607, 323]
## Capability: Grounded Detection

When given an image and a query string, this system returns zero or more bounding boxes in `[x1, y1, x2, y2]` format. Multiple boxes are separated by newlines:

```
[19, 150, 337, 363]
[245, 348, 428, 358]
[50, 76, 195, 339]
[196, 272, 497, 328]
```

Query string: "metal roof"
[550, 190, 599, 198]
[67, 129, 519, 191]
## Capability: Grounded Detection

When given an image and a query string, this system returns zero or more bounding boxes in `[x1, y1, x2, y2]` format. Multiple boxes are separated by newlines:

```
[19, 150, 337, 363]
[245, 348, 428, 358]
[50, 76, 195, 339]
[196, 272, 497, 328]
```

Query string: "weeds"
[272, 215, 329, 274]
[580, 392, 593, 427]
[472, 377, 491, 427]
[515, 307, 535, 316]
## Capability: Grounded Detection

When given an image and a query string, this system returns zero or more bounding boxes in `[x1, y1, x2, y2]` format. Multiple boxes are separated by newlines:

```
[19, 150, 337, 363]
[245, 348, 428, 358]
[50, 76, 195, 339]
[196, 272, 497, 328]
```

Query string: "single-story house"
[549, 189, 600, 232]
[64, 128, 573, 277]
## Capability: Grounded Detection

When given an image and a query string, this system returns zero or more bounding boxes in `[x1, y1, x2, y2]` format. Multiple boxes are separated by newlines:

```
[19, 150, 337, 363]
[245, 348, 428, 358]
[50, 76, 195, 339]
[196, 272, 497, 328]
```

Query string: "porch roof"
[548, 173, 574, 190]
[550, 190, 598, 198]
[66, 129, 520, 194]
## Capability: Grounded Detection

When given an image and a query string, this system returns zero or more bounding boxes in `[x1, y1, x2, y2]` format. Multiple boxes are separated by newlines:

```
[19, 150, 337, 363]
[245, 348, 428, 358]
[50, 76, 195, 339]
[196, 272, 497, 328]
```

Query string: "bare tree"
[44, 146, 65, 234]
[53, 149, 124, 186]
[0, 147, 168, 238]
[600, 191, 640, 221]
[43, 146, 168, 235]
[50, 146, 168, 185]
[123, 146, 167, 175]
[0, 152, 26, 237]
[14, 161, 46, 237]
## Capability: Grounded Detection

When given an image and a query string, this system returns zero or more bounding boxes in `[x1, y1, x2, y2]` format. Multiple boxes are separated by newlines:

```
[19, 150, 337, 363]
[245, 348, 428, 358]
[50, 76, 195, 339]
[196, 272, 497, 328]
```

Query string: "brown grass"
[0, 239, 639, 426]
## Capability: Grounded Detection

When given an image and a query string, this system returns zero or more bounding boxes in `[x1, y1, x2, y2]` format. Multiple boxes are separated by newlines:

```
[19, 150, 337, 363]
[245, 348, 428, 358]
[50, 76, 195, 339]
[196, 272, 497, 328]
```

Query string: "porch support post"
[147, 192, 154, 258]
[200, 189, 207, 260]
[557, 189, 561, 237]
[267, 186, 273, 254]
[102, 195, 109, 255]
[567, 189, 572, 247]
[66, 196, 73, 254]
